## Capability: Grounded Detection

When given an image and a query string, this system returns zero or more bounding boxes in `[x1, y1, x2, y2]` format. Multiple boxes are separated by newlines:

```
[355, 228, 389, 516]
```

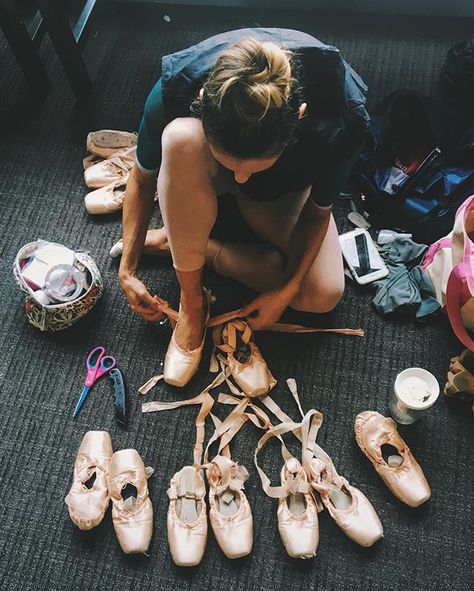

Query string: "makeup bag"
[422, 194, 474, 349]
[13, 241, 104, 331]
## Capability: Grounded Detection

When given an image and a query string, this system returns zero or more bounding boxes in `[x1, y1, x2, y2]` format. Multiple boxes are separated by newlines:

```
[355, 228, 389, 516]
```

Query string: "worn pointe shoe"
[85, 179, 127, 214]
[354, 411, 431, 507]
[108, 449, 154, 554]
[164, 290, 211, 387]
[206, 455, 253, 559]
[277, 458, 319, 559]
[84, 147, 136, 189]
[167, 466, 208, 566]
[445, 350, 474, 412]
[308, 458, 383, 547]
[86, 130, 137, 158]
[65, 431, 113, 530]
[213, 320, 277, 397]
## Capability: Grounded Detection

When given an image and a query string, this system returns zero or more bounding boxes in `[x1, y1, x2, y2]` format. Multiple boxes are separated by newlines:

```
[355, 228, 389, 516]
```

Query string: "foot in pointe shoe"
[164, 289, 211, 387]
[65, 431, 113, 531]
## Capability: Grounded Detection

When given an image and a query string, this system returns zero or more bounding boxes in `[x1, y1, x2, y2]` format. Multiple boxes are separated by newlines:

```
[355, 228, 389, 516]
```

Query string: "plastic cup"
[390, 368, 440, 424]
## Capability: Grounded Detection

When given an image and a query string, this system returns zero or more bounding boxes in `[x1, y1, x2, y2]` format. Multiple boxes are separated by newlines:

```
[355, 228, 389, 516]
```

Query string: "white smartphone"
[339, 228, 389, 285]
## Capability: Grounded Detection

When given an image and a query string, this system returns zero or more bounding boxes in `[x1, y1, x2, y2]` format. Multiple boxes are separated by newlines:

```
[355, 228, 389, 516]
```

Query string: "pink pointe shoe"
[86, 130, 137, 158]
[277, 458, 319, 559]
[354, 411, 431, 507]
[65, 431, 113, 530]
[107, 449, 154, 554]
[163, 290, 211, 387]
[85, 179, 127, 214]
[167, 466, 208, 566]
[213, 319, 277, 397]
[308, 458, 383, 547]
[206, 455, 253, 559]
[83, 147, 136, 189]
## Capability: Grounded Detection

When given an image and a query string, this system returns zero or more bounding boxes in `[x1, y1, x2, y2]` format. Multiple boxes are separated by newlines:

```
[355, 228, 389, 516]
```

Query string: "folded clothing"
[371, 237, 441, 319]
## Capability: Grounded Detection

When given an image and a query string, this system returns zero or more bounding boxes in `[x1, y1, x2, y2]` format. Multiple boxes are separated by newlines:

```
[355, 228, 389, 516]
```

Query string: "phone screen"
[341, 232, 385, 279]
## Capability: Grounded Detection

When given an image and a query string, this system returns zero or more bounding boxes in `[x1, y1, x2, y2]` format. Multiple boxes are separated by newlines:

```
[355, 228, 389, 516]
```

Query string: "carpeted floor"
[0, 3, 472, 591]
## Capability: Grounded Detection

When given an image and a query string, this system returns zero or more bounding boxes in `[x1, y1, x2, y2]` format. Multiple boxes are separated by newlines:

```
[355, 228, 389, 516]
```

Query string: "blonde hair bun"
[205, 37, 294, 121]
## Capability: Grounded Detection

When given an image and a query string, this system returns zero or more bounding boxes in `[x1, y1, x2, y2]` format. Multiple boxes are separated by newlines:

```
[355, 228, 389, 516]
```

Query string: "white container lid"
[394, 368, 440, 410]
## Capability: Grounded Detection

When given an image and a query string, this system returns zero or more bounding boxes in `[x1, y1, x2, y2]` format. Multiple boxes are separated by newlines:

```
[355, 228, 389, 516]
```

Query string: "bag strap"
[446, 265, 474, 350]
[414, 172, 474, 228]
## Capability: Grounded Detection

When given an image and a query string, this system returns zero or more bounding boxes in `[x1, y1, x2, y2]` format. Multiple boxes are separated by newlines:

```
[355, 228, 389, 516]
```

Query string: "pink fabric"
[425, 193, 474, 349]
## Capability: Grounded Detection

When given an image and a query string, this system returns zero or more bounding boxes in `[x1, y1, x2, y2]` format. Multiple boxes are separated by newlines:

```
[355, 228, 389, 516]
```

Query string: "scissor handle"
[86, 347, 106, 370]
[85, 347, 116, 386]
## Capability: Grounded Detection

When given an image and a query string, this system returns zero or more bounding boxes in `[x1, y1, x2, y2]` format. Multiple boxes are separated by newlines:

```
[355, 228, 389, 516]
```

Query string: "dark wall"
[119, 0, 474, 18]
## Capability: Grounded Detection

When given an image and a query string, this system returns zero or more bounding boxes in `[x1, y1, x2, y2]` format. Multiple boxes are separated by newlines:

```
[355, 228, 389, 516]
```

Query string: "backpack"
[354, 89, 474, 244]
[421, 194, 474, 350]
[442, 38, 474, 102]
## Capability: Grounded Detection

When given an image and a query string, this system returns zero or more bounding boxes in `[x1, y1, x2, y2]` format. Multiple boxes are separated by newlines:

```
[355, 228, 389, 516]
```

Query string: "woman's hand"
[240, 286, 297, 330]
[119, 272, 166, 322]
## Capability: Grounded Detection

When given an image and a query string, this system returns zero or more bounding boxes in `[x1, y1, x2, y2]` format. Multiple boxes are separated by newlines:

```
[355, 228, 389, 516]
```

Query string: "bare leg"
[213, 189, 344, 313]
[157, 118, 219, 349]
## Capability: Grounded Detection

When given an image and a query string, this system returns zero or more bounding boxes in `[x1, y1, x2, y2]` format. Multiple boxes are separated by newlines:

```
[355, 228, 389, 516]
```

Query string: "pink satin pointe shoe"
[83, 147, 136, 189]
[277, 458, 319, 559]
[107, 449, 154, 554]
[167, 466, 208, 566]
[308, 458, 383, 547]
[163, 290, 211, 387]
[84, 179, 127, 214]
[206, 454, 253, 559]
[65, 431, 113, 530]
[213, 319, 277, 397]
[86, 130, 137, 158]
[354, 411, 431, 507]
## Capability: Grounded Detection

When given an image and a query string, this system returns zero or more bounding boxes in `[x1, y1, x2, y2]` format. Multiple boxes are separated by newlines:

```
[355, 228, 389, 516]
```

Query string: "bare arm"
[119, 165, 165, 321]
[241, 198, 331, 328]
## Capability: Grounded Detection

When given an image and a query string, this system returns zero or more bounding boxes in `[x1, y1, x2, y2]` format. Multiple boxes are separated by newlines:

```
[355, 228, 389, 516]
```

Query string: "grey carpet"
[0, 3, 473, 591]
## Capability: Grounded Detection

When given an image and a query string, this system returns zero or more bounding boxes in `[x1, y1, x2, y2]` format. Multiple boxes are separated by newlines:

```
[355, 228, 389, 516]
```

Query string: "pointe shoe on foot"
[354, 411, 431, 507]
[84, 147, 136, 189]
[86, 130, 137, 158]
[164, 290, 211, 387]
[206, 455, 253, 559]
[213, 320, 276, 397]
[65, 431, 113, 530]
[108, 449, 154, 554]
[308, 458, 383, 547]
[277, 458, 319, 559]
[85, 179, 127, 214]
[167, 466, 208, 566]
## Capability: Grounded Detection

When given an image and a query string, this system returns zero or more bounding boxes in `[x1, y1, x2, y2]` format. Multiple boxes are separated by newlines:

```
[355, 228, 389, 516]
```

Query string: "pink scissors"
[73, 346, 117, 417]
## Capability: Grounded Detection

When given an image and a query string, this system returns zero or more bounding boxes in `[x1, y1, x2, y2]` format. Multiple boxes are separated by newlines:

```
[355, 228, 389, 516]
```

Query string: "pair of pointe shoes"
[83, 130, 137, 215]
[354, 411, 431, 507]
[164, 293, 276, 397]
[274, 450, 384, 559]
[167, 455, 253, 566]
[65, 431, 153, 554]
